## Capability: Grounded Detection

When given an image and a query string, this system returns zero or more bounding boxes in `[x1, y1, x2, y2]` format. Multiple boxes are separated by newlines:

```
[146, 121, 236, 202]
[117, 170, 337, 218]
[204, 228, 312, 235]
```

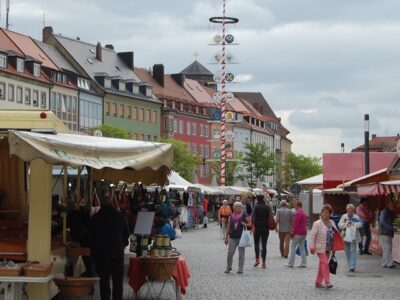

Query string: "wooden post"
[63, 164, 68, 245]
[27, 159, 52, 299]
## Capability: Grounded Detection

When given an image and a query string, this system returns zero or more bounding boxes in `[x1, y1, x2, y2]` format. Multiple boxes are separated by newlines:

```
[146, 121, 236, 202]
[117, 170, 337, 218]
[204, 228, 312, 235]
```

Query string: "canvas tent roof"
[8, 130, 172, 185]
[296, 174, 323, 186]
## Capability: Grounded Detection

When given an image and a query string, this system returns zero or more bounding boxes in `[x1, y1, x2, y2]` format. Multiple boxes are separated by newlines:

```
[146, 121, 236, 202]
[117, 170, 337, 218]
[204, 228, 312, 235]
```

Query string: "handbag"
[329, 253, 338, 274]
[239, 227, 253, 248]
[268, 207, 277, 230]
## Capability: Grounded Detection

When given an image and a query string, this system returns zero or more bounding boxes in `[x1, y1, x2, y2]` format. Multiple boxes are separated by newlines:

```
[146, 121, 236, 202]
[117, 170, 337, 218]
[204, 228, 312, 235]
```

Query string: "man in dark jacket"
[89, 196, 129, 300]
[251, 195, 271, 269]
[379, 200, 397, 268]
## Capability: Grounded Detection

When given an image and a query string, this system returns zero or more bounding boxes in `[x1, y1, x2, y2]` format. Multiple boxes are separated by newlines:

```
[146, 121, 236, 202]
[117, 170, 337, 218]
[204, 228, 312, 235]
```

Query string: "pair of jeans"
[253, 227, 269, 262]
[227, 238, 245, 272]
[279, 232, 291, 257]
[358, 222, 372, 253]
[95, 255, 124, 300]
[316, 252, 331, 285]
[379, 235, 394, 267]
[344, 241, 357, 269]
[288, 235, 307, 266]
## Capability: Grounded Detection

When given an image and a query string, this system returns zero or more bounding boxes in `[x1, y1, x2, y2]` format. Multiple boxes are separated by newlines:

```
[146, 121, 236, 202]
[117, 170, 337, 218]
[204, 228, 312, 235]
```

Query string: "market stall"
[0, 110, 173, 299]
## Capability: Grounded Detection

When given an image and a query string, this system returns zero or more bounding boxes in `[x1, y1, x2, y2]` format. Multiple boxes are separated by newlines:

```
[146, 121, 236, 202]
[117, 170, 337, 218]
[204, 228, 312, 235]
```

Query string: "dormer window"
[33, 63, 41, 77]
[163, 100, 167, 108]
[78, 78, 90, 90]
[145, 86, 152, 97]
[0, 54, 6, 68]
[119, 81, 125, 92]
[172, 101, 176, 110]
[195, 106, 199, 114]
[188, 105, 192, 113]
[104, 78, 112, 89]
[16, 58, 24, 72]
[180, 103, 184, 111]
[203, 107, 206, 115]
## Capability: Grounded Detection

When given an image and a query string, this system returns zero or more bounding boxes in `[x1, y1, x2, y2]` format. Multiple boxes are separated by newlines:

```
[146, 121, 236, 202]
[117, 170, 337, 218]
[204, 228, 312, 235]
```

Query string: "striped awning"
[357, 180, 400, 196]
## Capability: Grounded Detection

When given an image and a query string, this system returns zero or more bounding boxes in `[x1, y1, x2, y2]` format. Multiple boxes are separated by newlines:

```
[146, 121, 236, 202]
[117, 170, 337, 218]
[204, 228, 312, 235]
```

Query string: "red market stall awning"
[357, 181, 400, 196]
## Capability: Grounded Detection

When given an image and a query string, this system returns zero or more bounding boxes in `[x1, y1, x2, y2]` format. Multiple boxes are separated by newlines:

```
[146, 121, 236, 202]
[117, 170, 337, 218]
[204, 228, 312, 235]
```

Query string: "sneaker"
[253, 259, 260, 267]
[297, 265, 307, 268]
[224, 268, 232, 273]
[284, 263, 294, 268]
[315, 283, 324, 288]
[237, 270, 243, 274]
[325, 284, 333, 289]
[349, 268, 355, 272]
[262, 262, 266, 269]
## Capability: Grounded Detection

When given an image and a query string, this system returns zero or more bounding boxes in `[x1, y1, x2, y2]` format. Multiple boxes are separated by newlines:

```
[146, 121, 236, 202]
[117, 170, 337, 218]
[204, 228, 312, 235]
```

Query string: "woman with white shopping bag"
[338, 204, 362, 272]
[224, 202, 252, 274]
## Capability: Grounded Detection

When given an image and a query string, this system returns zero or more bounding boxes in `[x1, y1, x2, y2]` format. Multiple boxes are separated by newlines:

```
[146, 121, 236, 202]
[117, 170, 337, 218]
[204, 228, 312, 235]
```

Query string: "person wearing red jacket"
[286, 200, 307, 268]
[202, 197, 209, 228]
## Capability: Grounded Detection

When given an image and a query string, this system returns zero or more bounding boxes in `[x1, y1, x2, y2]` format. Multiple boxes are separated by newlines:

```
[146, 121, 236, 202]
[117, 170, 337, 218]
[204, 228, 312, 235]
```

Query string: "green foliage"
[161, 138, 201, 182]
[283, 152, 322, 187]
[91, 124, 130, 139]
[210, 152, 242, 186]
[241, 143, 275, 188]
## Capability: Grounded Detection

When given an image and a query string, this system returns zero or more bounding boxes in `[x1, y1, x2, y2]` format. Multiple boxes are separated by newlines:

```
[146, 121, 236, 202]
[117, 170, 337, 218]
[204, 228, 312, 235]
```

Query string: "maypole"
[209, 0, 239, 186]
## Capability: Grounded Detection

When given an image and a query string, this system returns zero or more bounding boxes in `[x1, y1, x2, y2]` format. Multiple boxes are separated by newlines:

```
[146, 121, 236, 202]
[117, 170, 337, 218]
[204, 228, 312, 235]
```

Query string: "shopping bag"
[203, 216, 209, 224]
[344, 225, 356, 242]
[175, 228, 183, 239]
[329, 253, 338, 274]
[295, 240, 309, 256]
[239, 228, 253, 248]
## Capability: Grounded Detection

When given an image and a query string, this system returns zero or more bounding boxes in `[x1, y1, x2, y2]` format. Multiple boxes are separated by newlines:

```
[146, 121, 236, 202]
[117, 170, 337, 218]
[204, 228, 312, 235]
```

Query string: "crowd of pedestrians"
[220, 195, 398, 289]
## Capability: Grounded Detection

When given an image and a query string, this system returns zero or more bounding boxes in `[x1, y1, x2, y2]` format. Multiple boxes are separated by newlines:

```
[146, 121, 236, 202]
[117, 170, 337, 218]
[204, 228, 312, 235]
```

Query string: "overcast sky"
[3, 0, 400, 157]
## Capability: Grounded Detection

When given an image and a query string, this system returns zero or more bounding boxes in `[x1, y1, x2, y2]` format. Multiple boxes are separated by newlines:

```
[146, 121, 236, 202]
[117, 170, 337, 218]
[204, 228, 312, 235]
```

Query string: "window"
[105, 102, 110, 116]
[187, 143, 191, 151]
[8, 84, 14, 102]
[205, 125, 209, 138]
[203, 107, 206, 115]
[200, 165, 204, 178]
[179, 120, 184, 134]
[180, 103, 184, 111]
[188, 105, 192, 113]
[172, 101, 176, 109]
[147, 135, 152, 141]
[146, 109, 151, 123]
[205, 164, 209, 177]
[40, 92, 46, 108]
[119, 104, 125, 118]
[16, 86, 23, 103]
[0, 55, 6, 68]
[112, 103, 117, 117]
[186, 122, 191, 135]
[78, 78, 90, 90]
[16, 59, 24, 72]
[33, 63, 41, 77]
[139, 108, 144, 121]
[195, 106, 199, 114]
[154, 136, 158, 142]
[192, 143, 197, 154]
[192, 123, 197, 136]
[139, 134, 145, 141]
[152, 111, 157, 124]
[200, 124, 204, 137]
[127, 106, 132, 119]
[200, 144, 204, 157]
[0, 82, 5, 99]
[163, 99, 167, 108]
[173, 120, 178, 133]
[32, 90, 39, 106]
[24, 88, 31, 105]
[133, 107, 138, 120]
[205, 145, 210, 158]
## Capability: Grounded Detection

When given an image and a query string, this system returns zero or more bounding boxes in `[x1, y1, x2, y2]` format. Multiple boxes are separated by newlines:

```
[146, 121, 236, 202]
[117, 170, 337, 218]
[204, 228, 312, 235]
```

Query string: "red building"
[135, 65, 211, 184]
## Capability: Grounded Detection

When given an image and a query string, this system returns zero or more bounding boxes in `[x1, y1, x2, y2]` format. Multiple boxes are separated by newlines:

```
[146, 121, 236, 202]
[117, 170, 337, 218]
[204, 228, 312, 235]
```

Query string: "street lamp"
[341, 143, 345, 153]
[364, 114, 370, 175]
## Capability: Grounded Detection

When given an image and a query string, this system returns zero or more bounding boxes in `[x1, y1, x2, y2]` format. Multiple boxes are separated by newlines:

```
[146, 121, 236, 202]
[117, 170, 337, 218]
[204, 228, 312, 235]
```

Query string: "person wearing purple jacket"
[286, 200, 307, 267]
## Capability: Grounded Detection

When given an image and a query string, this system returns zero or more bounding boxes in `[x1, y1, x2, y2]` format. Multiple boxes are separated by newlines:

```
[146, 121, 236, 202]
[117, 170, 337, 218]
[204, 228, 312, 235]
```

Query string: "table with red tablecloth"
[128, 256, 191, 296]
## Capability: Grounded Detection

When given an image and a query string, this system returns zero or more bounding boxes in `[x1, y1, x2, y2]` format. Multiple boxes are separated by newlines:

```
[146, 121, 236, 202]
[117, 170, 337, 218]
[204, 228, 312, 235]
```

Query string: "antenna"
[42, 11, 46, 27]
[6, 0, 10, 29]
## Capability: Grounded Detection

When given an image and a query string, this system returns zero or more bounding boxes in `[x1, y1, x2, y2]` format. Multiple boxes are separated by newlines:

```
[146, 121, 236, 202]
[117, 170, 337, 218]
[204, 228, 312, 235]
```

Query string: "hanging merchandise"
[91, 188, 100, 216]
[188, 192, 194, 207]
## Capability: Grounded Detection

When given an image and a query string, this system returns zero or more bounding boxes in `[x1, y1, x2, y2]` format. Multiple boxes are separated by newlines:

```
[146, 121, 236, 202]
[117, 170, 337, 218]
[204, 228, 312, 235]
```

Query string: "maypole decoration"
[209, 0, 239, 186]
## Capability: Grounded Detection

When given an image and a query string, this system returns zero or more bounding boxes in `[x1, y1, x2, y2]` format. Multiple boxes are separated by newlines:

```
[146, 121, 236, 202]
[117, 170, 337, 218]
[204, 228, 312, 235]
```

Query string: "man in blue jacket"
[379, 200, 397, 268]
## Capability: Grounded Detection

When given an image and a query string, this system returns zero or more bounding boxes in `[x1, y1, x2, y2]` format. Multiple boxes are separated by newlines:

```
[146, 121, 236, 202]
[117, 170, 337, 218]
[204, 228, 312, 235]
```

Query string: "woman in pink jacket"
[309, 205, 344, 289]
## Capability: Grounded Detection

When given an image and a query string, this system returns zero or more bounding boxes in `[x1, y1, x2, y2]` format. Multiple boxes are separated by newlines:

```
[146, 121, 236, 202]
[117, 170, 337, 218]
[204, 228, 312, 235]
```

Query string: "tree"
[91, 124, 130, 139]
[161, 138, 201, 182]
[210, 153, 242, 186]
[241, 143, 275, 188]
[283, 153, 322, 188]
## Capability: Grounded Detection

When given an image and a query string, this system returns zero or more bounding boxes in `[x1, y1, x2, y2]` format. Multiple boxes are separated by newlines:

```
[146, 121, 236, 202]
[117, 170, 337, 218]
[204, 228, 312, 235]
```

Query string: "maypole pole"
[209, 0, 238, 187]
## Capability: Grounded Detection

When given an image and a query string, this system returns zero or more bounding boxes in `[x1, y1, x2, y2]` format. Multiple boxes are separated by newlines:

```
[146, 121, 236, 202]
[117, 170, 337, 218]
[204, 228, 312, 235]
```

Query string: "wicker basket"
[53, 277, 100, 297]
[0, 265, 22, 276]
[139, 256, 179, 281]
[23, 261, 53, 277]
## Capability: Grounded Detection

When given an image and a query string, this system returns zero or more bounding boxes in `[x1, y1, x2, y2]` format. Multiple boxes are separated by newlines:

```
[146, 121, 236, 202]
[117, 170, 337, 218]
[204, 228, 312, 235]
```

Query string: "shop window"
[8, 84, 14, 102]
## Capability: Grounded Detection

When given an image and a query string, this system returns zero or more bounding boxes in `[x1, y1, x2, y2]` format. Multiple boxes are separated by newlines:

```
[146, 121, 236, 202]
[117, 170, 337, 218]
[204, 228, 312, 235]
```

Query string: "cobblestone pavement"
[117, 222, 400, 300]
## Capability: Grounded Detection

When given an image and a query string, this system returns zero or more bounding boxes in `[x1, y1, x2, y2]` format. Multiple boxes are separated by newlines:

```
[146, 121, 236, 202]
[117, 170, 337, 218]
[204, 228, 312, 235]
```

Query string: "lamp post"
[341, 143, 345, 153]
[364, 114, 370, 175]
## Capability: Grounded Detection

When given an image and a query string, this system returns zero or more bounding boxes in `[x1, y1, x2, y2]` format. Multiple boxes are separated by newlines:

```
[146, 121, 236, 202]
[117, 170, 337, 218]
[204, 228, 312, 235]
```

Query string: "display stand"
[0, 274, 53, 300]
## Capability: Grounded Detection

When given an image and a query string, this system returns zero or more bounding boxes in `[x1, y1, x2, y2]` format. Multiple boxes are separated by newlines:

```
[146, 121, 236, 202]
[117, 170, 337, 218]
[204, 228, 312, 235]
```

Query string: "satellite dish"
[225, 72, 235, 82]
[225, 34, 234, 44]
[214, 34, 223, 44]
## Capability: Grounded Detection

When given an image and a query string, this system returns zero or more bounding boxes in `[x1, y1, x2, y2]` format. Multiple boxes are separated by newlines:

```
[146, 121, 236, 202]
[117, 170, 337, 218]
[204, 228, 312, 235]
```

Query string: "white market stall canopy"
[167, 171, 197, 191]
[296, 174, 323, 186]
[8, 130, 173, 185]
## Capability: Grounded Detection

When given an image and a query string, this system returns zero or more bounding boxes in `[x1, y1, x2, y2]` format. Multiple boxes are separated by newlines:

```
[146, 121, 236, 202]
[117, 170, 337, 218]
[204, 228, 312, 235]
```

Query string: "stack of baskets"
[22, 261, 53, 277]
[0, 262, 22, 277]
[139, 256, 179, 281]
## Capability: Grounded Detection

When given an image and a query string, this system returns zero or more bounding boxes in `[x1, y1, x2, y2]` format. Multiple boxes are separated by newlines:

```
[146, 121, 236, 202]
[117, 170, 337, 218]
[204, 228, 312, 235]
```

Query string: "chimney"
[96, 42, 102, 62]
[117, 52, 134, 70]
[105, 44, 114, 50]
[153, 64, 165, 87]
[42, 26, 53, 43]
[171, 73, 185, 87]
[372, 134, 376, 139]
